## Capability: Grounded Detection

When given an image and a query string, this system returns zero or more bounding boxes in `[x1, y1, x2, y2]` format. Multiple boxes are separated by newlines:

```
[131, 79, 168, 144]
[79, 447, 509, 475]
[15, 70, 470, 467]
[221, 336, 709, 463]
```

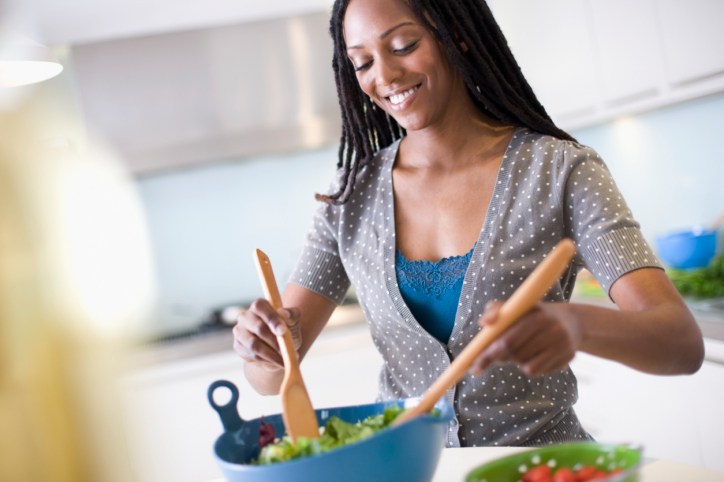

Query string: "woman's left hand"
[470, 301, 583, 377]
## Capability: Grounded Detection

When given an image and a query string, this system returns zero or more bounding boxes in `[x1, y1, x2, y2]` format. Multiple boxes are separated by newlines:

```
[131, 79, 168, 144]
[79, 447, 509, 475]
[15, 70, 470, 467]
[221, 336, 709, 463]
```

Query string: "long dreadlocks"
[316, 0, 576, 205]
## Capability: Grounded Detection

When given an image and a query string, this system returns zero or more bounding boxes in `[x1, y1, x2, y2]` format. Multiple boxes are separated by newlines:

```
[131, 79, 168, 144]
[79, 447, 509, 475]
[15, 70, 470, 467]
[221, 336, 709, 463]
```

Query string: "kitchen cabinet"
[587, 0, 662, 106]
[488, 0, 724, 129]
[691, 343, 724, 471]
[570, 353, 700, 467]
[487, 0, 599, 122]
[571, 338, 724, 474]
[656, 0, 724, 87]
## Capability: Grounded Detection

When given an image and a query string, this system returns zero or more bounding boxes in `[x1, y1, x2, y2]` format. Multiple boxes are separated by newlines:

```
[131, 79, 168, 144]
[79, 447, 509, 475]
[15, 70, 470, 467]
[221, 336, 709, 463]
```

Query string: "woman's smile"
[386, 84, 420, 108]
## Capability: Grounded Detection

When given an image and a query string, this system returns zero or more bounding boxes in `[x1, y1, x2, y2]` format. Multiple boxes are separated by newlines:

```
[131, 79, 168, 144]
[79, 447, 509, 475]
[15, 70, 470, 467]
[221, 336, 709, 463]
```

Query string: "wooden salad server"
[393, 238, 577, 426]
[254, 248, 320, 441]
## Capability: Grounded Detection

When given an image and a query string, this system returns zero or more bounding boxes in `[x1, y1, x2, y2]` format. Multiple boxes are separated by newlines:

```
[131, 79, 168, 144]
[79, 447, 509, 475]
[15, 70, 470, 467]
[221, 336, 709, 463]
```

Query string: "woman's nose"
[373, 56, 402, 87]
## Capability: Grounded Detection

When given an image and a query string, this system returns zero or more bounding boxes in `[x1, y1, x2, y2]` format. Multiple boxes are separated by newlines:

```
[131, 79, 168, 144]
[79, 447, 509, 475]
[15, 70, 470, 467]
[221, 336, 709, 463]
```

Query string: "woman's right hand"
[232, 298, 302, 371]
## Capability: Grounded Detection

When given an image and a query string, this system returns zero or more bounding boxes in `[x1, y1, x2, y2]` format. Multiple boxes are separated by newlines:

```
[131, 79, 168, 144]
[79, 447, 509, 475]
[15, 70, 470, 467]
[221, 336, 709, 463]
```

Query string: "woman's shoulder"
[510, 128, 606, 178]
[516, 128, 596, 154]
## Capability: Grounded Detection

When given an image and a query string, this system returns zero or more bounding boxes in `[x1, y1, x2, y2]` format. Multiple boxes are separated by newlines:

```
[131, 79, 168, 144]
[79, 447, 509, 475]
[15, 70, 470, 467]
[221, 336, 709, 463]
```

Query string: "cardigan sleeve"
[559, 142, 663, 294]
[288, 181, 351, 305]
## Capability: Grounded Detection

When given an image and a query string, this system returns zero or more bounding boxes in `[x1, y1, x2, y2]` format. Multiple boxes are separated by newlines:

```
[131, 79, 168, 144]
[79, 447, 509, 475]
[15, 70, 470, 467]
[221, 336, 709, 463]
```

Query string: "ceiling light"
[0, 34, 63, 88]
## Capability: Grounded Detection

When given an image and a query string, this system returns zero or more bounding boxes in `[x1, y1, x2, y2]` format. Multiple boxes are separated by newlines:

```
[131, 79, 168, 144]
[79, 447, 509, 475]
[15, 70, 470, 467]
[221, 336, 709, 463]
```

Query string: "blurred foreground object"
[0, 85, 154, 480]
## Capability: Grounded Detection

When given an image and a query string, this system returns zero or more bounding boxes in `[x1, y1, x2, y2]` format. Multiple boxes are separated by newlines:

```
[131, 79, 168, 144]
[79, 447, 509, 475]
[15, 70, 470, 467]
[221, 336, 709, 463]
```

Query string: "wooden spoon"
[254, 248, 320, 441]
[393, 238, 576, 426]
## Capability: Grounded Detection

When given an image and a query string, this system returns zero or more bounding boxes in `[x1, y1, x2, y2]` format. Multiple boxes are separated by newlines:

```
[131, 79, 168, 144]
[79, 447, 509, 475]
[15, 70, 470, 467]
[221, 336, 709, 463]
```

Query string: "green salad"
[667, 255, 724, 299]
[255, 405, 405, 465]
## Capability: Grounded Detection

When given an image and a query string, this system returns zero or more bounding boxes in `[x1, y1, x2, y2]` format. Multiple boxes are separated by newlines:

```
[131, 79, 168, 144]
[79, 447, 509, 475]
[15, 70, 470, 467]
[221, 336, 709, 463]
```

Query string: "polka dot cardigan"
[289, 128, 661, 447]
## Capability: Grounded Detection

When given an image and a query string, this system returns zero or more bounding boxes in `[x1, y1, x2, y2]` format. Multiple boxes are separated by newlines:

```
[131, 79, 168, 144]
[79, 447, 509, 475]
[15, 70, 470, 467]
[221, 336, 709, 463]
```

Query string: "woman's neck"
[399, 113, 515, 171]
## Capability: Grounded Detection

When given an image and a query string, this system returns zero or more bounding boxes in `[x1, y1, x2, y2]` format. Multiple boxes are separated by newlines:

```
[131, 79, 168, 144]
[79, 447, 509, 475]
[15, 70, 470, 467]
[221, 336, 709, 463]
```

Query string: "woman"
[233, 0, 704, 447]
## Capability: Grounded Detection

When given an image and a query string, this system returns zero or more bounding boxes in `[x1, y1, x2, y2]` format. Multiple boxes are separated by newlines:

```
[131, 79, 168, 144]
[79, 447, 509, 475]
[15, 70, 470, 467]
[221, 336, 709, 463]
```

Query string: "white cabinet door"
[656, 0, 724, 85]
[572, 347, 724, 474]
[588, 0, 664, 105]
[488, 0, 724, 129]
[488, 0, 599, 122]
[570, 353, 703, 468]
[690, 358, 724, 472]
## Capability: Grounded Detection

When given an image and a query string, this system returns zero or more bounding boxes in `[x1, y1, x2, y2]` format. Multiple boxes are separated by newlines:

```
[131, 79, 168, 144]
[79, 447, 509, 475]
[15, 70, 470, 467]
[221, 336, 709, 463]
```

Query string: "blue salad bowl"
[207, 380, 453, 482]
[655, 227, 717, 270]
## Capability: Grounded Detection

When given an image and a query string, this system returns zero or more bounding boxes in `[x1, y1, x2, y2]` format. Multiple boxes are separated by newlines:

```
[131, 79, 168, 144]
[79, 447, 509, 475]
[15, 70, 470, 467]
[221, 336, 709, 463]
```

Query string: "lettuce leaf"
[255, 405, 405, 465]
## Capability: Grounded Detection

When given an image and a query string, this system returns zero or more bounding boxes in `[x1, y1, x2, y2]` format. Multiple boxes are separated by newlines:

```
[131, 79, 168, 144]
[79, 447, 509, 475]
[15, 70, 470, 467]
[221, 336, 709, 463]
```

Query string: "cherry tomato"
[522, 464, 553, 482]
[522, 462, 624, 482]
[552, 467, 576, 482]
[575, 465, 606, 481]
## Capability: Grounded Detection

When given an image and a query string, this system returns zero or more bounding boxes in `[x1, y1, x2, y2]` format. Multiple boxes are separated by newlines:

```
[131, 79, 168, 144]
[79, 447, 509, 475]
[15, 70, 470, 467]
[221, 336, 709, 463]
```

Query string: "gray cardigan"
[290, 128, 661, 447]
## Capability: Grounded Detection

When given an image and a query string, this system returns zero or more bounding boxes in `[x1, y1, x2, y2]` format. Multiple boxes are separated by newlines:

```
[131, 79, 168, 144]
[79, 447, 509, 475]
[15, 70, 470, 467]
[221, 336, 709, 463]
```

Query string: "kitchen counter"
[206, 446, 724, 482]
[126, 293, 724, 369]
[122, 301, 368, 368]
[687, 299, 724, 343]
[572, 289, 724, 329]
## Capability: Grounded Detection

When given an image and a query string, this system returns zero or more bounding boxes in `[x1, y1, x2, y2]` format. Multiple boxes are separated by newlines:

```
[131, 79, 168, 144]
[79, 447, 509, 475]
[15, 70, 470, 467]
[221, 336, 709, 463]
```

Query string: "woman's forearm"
[569, 301, 704, 374]
[571, 268, 704, 375]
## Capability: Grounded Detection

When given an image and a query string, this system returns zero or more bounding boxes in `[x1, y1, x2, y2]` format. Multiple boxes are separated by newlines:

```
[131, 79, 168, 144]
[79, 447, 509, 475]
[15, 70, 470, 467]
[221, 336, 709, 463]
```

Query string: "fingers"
[279, 307, 303, 351]
[232, 335, 282, 370]
[519, 347, 574, 377]
[470, 303, 577, 377]
[233, 299, 287, 368]
[478, 300, 503, 327]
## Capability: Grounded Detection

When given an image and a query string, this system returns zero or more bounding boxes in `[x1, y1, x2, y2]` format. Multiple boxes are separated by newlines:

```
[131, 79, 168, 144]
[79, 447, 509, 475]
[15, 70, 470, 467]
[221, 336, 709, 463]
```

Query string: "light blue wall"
[137, 93, 724, 336]
[570, 93, 724, 244]
[136, 147, 338, 336]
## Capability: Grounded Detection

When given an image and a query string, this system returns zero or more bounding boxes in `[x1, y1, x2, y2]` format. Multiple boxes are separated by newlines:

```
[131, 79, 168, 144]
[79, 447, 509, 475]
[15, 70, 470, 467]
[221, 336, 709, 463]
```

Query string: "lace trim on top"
[395, 247, 474, 298]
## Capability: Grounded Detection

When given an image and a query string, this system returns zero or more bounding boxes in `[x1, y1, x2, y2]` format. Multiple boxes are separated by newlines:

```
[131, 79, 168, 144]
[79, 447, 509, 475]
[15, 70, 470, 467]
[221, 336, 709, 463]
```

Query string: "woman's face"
[343, 0, 464, 132]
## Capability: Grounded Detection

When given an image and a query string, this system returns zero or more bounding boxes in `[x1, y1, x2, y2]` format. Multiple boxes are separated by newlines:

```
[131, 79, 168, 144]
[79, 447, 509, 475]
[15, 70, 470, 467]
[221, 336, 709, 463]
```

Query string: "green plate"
[465, 442, 643, 482]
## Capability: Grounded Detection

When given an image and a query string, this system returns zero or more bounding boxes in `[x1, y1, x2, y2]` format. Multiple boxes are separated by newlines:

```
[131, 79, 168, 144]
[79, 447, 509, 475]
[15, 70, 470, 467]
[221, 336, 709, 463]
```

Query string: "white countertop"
[206, 446, 724, 482]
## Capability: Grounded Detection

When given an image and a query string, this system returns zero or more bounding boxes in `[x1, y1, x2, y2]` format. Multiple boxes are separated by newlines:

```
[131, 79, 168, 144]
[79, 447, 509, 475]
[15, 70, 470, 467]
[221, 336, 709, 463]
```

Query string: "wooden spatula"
[393, 238, 576, 426]
[254, 248, 320, 441]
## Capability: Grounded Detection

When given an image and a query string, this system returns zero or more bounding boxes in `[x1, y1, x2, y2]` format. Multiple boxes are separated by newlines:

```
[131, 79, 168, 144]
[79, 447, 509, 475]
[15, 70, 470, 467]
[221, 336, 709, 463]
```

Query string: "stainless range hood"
[70, 10, 340, 174]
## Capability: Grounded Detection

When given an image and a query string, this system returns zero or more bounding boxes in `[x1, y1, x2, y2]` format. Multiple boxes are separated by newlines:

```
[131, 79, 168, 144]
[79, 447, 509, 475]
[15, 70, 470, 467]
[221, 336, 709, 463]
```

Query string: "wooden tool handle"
[254, 248, 320, 441]
[254, 249, 298, 373]
[393, 238, 576, 426]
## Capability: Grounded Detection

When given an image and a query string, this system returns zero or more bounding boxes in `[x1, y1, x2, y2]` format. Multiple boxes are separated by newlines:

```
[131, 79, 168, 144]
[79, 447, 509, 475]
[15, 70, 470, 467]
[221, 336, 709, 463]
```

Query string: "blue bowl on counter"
[207, 380, 453, 482]
[655, 228, 717, 270]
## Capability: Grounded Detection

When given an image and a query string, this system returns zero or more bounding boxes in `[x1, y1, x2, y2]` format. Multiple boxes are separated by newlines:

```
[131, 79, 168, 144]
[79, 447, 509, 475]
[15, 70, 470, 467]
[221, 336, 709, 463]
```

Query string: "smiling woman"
[233, 0, 704, 452]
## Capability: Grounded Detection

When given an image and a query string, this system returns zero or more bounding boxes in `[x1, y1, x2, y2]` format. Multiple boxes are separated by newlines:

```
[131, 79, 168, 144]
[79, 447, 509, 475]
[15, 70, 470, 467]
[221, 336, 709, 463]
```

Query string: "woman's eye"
[394, 40, 419, 54]
[353, 60, 372, 72]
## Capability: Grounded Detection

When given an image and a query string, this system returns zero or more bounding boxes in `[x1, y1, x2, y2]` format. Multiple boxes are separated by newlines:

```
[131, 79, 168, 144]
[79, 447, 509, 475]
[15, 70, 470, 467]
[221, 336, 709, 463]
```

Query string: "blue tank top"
[395, 247, 474, 344]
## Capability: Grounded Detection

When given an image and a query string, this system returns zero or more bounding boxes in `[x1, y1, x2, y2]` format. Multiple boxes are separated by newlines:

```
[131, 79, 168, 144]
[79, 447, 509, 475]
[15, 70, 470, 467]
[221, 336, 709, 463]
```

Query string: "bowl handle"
[207, 379, 244, 433]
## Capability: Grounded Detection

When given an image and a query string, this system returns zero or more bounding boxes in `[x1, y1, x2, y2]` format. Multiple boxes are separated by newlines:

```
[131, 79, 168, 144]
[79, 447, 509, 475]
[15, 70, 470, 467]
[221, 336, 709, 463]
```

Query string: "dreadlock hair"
[316, 0, 577, 205]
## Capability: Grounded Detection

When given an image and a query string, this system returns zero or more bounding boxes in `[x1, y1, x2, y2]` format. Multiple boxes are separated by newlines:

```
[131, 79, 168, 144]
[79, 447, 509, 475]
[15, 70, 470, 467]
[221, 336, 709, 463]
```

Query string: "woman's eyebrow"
[347, 21, 416, 50]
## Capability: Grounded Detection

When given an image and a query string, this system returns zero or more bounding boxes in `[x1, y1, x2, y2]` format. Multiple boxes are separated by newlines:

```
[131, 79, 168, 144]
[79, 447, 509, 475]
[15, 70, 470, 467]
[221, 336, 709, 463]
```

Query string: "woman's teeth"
[389, 86, 417, 105]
